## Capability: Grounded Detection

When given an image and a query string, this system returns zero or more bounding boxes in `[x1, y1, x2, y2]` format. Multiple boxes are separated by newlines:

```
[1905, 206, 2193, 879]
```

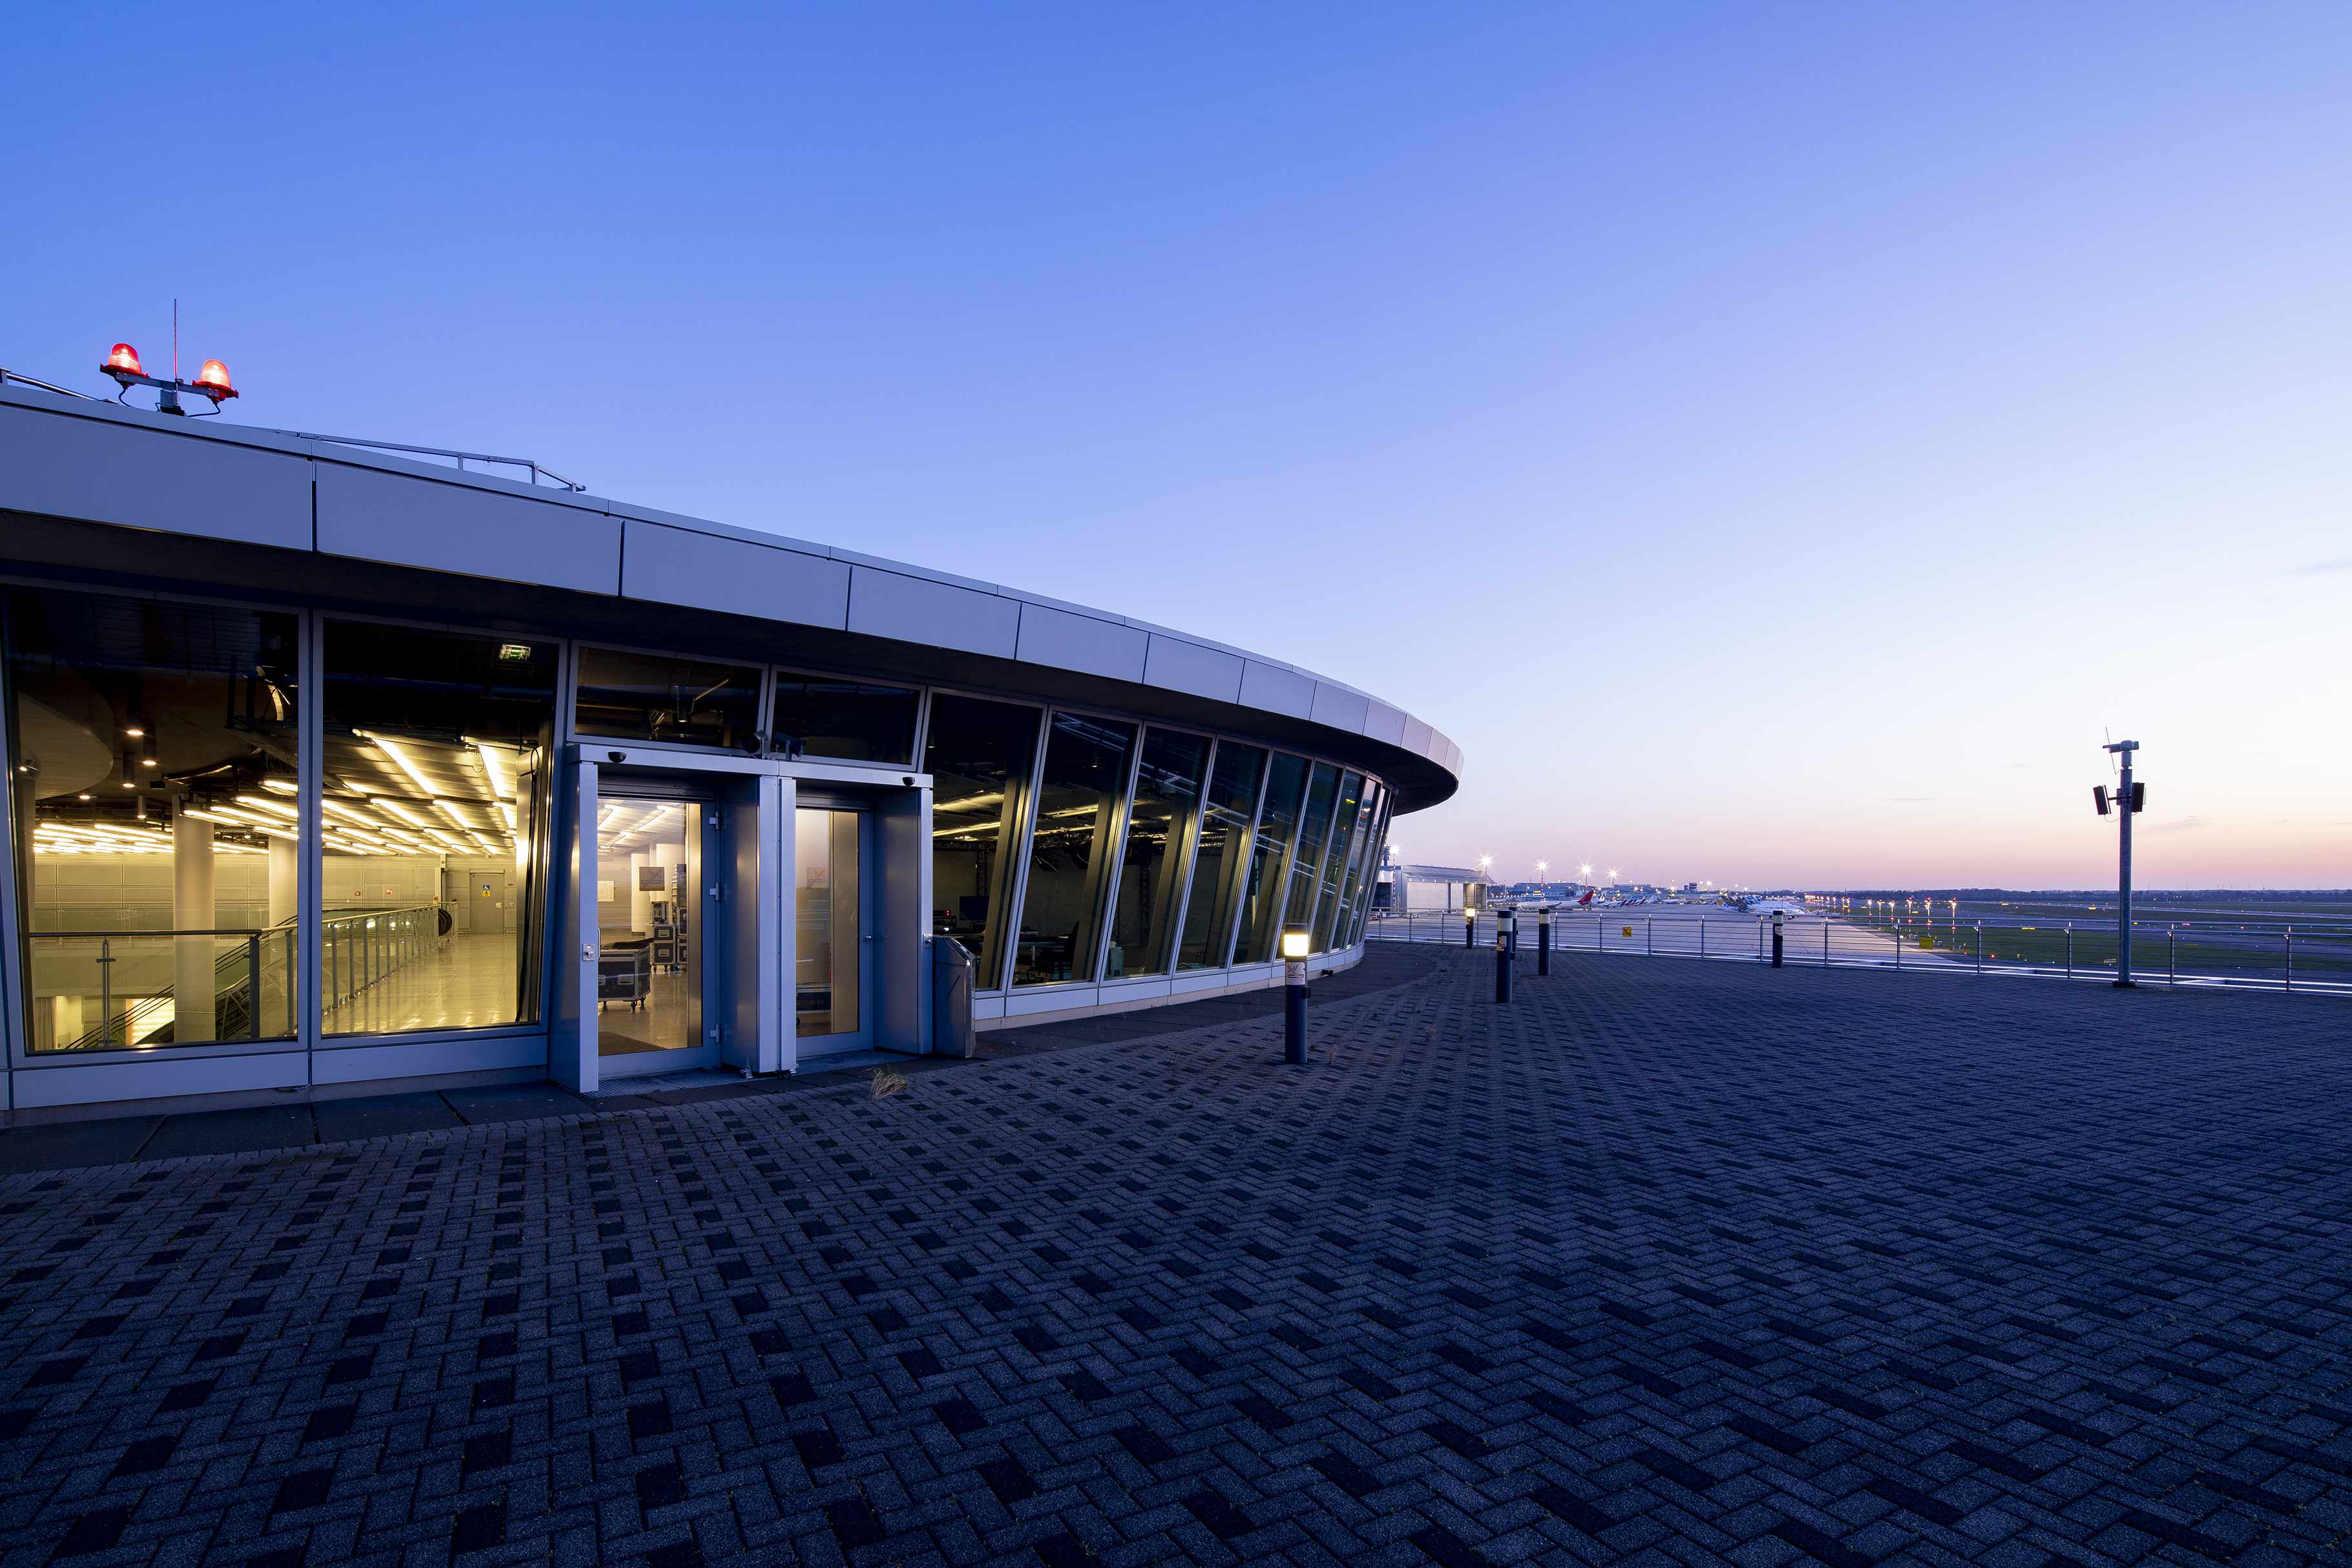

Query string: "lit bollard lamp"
[1771, 910, 1785, 968]
[1494, 922, 1513, 1004]
[1464, 906, 1477, 949]
[1282, 925, 1311, 1065]
[1537, 904, 1551, 976]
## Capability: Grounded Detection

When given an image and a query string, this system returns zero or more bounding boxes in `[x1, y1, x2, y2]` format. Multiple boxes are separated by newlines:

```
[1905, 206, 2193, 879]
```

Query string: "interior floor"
[599, 969, 697, 1056]
[324, 932, 524, 1036]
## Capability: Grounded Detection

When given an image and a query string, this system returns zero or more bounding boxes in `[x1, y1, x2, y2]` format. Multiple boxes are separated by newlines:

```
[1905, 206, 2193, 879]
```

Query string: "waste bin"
[931, 937, 976, 1058]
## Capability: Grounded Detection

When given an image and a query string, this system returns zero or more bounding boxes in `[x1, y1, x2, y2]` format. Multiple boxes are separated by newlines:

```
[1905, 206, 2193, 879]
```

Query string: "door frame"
[551, 747, 931, 1094]
[786, 797, 877, 1061]
[591, 788, 717, 1080]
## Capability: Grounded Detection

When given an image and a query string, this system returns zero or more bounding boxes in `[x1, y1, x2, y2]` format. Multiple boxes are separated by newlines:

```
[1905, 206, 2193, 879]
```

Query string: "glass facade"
[1349, 795, 1392, 945]
[1011, 713, 1138, 987]
[1331, 780, 1383, 948]
[320, 622, 557, 1036]
[576, 647, 762, 751]
[1281, 762, 1342, 935]
[6, 588, 300, 1052]
[1311, 771, 1365, 952]
[923, 693, 1040, 991]
[1235, 752, 1310, 963]
[1, 583, 1400, 1070]
[1176, 741, 1265, 970]
[1103, 728, 1208, 979]
[771, 673, 919, 764]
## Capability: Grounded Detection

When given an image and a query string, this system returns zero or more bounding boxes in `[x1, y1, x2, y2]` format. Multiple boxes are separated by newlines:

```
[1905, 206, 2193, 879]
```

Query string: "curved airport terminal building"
[0, 382, 1461, 1118]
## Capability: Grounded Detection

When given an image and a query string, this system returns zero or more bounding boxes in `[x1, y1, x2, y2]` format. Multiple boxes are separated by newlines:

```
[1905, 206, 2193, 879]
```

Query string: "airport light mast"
[2095, 740, 2143, 986]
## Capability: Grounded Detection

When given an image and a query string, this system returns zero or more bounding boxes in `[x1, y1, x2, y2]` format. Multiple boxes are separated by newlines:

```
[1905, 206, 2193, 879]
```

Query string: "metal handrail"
[1366, 908, 2352, 997]
[34, 923, 297, 1051]
[36, 925, 291, 938]
[260, 428, 586, 491]
[0, 368, 98, 401]
[322, 903, 445, 1019]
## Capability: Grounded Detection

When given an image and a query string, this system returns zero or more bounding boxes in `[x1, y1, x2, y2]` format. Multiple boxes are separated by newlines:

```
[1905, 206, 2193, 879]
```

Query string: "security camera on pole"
[2092, 740, 2145, 987]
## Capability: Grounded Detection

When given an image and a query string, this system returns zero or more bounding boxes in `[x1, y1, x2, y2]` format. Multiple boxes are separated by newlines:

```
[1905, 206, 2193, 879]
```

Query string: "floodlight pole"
[2107, 740, 2138, 987]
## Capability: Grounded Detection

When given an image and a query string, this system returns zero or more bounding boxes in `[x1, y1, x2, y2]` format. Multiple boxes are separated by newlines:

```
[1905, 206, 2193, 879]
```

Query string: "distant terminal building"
[1376, 862, 1492, 914]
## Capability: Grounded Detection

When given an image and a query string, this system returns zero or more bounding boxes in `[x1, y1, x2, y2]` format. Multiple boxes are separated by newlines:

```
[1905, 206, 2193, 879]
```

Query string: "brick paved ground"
[2, 947, 2349, 1567]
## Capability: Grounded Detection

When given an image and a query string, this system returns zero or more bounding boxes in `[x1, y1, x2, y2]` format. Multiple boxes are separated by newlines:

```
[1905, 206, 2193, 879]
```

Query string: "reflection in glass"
[595, 797, 701, 1056]
[6, 587, 299, 1052]
[795, 807, 863, 1038]
[320, 622, 556, 1036]
[576, 647, 762, 751]
[772, 674, 919, 764]
[1177, 741, 1266, 970]
[1012, 713, 1137, 987]
[1311, 772, 1365, 953]
[1330, 780, 1384, 948]
[1235, 753, 1310, 963]
[1281, 762, 1342, 935]
[924, 694, 1040, 990]
[1350, 795, 1393, 945]
[1103, 729, 1208, 979]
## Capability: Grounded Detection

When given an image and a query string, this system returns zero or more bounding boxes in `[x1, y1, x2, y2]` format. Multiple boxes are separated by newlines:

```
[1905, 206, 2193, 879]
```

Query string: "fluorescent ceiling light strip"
[470, 739, 516, 800]
[376, 799, 432, 830]
[357, 731, 444, 802]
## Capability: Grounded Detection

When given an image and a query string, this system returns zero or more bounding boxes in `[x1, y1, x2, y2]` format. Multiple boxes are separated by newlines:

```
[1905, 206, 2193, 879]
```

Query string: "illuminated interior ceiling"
[594, 799, 680, 857]
[311, 729, 524, 861]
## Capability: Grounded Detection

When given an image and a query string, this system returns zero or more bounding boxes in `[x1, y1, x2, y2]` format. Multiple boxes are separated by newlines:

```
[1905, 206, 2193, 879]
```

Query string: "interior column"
[268, 833, 298, 930]
[173, 813, 217, 1043]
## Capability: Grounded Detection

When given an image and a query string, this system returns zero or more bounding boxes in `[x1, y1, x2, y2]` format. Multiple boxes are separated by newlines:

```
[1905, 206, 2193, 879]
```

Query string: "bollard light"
[1464, 906, 1476, 948]
[1282, 925, 1310, 1064]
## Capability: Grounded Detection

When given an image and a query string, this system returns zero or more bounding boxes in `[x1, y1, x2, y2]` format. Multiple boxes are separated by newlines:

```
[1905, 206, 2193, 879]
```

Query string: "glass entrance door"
[596, 795, 712, 1073]
[795, 806, 870, 1054]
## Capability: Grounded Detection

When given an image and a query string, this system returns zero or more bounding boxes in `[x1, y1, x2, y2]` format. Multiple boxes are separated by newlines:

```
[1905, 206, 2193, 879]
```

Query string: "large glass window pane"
[1332, 780, 1383, 950]
[1311, 772, 1365, 953]
[924, 693, 1040, 990]
[1102, 728, 1208, 979]
[771, 673, 919, 764]
[795, 807, 861, 1036]
[1281, 762, 1342, 936]
[1011, 713, 1137, 987]
[575, 647, 761, 751]
[7, 588, 299, 1052]
[1176, 741, 1266, 970]
[1235, 752, 1310, 964]
[320, 622, 557, 1036]
[1349, 796, 1393, 946]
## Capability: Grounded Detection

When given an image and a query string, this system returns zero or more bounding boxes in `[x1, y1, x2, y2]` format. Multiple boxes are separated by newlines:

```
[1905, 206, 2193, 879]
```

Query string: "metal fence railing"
[1365, 908, 2352, 996]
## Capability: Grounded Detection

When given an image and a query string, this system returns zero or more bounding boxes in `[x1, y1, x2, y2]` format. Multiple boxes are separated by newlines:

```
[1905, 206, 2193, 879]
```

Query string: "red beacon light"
[94, 333, 243, 414]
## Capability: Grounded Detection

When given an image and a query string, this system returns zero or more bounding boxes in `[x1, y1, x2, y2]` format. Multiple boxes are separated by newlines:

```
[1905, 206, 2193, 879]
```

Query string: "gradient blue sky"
[10, 5, 2348, 887]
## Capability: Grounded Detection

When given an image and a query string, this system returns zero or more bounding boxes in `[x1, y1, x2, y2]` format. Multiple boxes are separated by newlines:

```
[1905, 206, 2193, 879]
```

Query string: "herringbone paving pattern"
[3, 948, 2349, 1566]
